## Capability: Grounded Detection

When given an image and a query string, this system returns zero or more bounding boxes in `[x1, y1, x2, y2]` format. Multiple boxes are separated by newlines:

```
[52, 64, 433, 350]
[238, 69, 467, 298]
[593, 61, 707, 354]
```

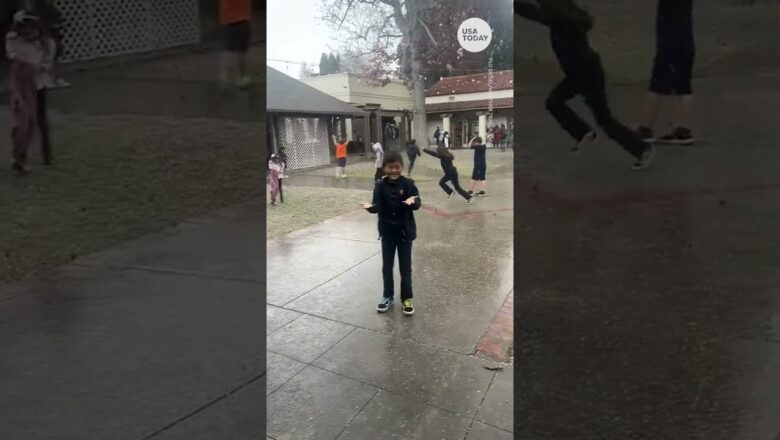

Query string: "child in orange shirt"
[332, 134, 348, 179]
[219, 0, 252, 88]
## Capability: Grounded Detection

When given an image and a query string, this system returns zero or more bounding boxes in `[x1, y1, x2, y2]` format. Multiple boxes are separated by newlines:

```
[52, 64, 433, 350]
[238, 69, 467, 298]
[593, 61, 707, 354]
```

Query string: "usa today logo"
[457, 18, 492, 53]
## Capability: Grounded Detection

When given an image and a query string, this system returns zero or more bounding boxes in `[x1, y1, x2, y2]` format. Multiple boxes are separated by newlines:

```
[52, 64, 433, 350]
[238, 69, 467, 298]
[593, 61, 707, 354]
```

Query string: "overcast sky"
[267, 0, 340, 79]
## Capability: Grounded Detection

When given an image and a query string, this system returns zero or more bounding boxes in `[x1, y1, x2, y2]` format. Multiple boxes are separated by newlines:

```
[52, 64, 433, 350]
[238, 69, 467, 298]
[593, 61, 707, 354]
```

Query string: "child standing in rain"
[268, 154, 283, 205]
[468, 136, 488, 197]
[515, 0, 655, 170]
[424, 144, 473, 204]
[332, 134, 348, 179]
[5, 10, 44, 174]
[360, 152, 421, 316]
[372, 142, 384, 181]
[636, 0, 695, 145]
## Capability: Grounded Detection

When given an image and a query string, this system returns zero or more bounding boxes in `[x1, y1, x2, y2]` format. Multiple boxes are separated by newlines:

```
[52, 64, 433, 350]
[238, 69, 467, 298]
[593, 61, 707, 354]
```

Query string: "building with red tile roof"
[425, 70, 514, 149]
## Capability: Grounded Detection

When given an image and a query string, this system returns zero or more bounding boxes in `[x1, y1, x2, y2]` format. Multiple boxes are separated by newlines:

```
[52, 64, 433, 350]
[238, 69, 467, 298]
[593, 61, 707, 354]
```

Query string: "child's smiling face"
[383, 161, 403, 180]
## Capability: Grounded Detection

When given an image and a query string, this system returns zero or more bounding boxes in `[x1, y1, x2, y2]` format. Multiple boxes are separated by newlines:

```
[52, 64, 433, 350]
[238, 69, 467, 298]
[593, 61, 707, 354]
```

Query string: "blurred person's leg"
[545, 77, 591, 143]
[36, 87, 52, 165]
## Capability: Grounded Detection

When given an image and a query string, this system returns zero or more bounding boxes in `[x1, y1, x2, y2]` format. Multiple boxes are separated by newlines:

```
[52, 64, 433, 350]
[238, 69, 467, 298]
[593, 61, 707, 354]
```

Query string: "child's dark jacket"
[365, 176, 421, 241]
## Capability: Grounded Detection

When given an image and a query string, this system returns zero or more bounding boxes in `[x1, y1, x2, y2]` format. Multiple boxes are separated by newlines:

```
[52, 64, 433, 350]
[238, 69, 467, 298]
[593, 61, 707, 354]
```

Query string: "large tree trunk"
[410, 54, 428, 147]
[404, 1, 429, 148]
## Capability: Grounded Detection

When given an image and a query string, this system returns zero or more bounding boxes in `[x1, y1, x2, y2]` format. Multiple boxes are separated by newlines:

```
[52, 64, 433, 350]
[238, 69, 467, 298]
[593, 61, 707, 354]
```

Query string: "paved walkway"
[515, 71, 780, 439]
[0, 200, 266, 439]
[266, 174, 514, 440]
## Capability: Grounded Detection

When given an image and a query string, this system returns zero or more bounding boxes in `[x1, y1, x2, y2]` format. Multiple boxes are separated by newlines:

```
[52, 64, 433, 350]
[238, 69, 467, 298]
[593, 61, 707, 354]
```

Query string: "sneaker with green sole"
[402, 299, 414, 316]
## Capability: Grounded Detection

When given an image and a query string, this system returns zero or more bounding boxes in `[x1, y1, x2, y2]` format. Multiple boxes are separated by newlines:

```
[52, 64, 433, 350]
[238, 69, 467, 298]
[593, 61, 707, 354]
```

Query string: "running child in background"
[332, 135, 348, 179]
[423, 145, 473, 204]
[468, 136, 488, 197]
[372, 142, 384, 181]
[361, 152, 421, 316]
[515, 0, 655, 170]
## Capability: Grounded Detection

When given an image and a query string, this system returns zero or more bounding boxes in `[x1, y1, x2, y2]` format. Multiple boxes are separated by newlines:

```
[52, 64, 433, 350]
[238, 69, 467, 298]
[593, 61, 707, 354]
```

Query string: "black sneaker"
[447, 192, 453, 199]
[468, 190, 474, 195]
[11, 162, 29, 175]
[377, 297, 393, 313]
[632, 144, 656, 171]
[659, 127, 694, 145]
[636, 126, 656, 143]
[466, 196, 473, 204]
[571, 131, 596, 154]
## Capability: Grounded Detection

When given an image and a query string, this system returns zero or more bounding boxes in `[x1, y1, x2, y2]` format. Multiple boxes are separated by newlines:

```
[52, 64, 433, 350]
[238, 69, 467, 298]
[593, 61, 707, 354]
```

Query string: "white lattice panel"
[277, 117, 331, 170]
[54, 0, 200, 62]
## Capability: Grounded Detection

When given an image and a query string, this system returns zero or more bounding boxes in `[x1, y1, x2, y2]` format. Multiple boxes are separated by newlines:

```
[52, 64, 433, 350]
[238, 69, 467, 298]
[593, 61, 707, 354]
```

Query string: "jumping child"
[360, 152, 421, 316]
[515, 0, 655, 170]
[423, 144, 473, 204]
[5, 10, 44, 174]
[468, 136, 488, 196]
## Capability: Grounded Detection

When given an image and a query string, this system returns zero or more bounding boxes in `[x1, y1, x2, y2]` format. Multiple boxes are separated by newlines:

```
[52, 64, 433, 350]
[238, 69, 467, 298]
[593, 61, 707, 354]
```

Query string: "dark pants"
[225, 21, 251, 53]
[439, 174, 471, 200]
[374, 167, 383, 181]
[37, 88, 51, 164]
[407, 155, 417, 173]
[546, 62, 647, 159]
[381, 233, 413, 300]
[649, 48, 695, 95]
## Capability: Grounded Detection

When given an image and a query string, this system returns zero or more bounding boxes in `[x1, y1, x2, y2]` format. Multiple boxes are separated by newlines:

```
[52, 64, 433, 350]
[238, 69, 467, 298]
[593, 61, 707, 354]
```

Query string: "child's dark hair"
[474, 136, 483, 144]
[382, 152, 404, 167]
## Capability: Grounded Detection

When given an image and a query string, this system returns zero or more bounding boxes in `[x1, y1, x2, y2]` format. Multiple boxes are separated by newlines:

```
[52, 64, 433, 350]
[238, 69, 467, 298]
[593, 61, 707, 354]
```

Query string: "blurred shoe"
[632, 144, 656, 171]
[236, 76, 252, 89]
[636, 125, 656, 143]
[377, 297, 393, 313]
[571, 131, 596, 154]
[402, 299, 414, 316]
[659, 127, 694, 145]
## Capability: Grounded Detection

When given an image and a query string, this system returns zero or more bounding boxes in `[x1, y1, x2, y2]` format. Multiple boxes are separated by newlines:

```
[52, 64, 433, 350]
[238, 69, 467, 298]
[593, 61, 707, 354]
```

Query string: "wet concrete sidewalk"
[515, 72, 780, 438]
[266, 175, 514, 440]
[0, 200, 265, 439]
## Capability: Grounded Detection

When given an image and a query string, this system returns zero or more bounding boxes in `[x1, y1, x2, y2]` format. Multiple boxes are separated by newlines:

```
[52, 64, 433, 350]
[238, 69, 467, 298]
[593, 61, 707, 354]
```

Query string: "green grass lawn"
[266, 186, 371, 240]
[0, 112, 264, 283]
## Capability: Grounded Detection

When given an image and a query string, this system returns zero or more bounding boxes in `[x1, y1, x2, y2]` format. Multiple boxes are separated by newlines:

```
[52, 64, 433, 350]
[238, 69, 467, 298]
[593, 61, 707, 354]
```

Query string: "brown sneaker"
[636, 126, 656, 143]
[659, 127, 694, 145]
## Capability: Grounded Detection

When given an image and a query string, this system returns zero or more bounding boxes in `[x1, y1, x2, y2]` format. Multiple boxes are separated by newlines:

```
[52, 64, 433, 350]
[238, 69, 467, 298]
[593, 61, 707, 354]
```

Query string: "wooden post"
[364, 115, 371, 153]
[375, 109, 383, 145]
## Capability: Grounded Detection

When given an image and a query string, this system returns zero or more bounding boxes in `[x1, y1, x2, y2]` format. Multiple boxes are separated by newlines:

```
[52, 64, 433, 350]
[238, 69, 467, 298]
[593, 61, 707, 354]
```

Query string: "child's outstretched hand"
[403, 196, 418, 206]
[360, 202, 373, 209]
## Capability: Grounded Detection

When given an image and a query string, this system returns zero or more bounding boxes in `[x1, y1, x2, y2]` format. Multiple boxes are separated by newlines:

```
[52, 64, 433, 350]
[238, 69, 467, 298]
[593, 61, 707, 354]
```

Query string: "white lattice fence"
[277, 117, 331, 170]
[54, 0, 200, 62]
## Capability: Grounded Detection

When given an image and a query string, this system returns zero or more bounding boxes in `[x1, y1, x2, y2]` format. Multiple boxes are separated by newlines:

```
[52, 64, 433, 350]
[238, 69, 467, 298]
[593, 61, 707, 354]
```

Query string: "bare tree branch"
[418, 18, 437, 46]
